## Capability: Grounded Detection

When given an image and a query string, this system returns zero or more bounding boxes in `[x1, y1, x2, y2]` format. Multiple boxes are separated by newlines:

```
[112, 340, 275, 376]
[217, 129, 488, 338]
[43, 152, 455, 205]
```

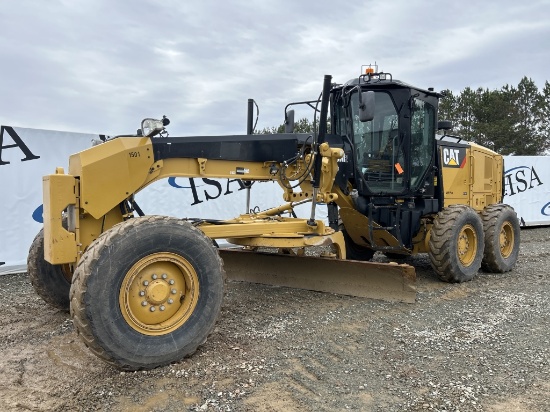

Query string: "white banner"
[502, 156, 550, 226]
[0, 126, 325, 274]
[0, 126, 98, 273]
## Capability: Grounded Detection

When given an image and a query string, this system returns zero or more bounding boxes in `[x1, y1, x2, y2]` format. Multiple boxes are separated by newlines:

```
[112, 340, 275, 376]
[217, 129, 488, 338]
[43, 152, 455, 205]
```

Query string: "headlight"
[141, 118, 165, 137]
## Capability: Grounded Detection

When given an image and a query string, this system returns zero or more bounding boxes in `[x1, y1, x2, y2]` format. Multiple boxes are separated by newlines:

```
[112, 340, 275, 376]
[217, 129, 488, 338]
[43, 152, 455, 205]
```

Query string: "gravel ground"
[0, 227, 549, 411]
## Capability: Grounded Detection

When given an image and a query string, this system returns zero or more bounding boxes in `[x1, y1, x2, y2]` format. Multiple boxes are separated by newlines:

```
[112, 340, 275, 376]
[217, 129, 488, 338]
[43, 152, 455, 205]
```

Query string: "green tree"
[512, 77, 549, 155]
[472, 87, 518, 154]
[456, 87, 481, 143]
[438, 78, 550, 155]
[438, 89, 458, 125]
[540, 81, 550, 148]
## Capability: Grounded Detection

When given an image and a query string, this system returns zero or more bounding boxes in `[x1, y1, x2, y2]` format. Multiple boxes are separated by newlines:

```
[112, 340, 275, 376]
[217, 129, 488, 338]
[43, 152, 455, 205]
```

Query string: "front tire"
[429, 205, 484, 282]
[70, 216, 225, 370]
[481, 204, 520, 273]
[27, 228, 73, 311]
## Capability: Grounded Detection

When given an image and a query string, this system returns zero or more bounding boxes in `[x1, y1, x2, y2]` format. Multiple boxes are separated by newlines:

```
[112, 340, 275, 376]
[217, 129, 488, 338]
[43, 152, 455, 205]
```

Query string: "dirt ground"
[1, 227, 549, 411]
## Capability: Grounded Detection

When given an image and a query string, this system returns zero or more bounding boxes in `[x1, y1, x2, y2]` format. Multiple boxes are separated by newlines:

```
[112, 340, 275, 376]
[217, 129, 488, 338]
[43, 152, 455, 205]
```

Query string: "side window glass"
[410, 98, 436, 187]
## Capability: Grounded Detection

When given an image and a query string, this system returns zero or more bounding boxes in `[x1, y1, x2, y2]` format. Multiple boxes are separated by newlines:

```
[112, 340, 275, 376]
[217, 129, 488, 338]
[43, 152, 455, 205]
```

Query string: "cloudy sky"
[1, 0, 549, 137]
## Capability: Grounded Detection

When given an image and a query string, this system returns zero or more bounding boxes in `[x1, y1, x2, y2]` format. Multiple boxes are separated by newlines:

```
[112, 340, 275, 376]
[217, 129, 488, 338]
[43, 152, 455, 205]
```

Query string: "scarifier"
[28, 66, 520, 370]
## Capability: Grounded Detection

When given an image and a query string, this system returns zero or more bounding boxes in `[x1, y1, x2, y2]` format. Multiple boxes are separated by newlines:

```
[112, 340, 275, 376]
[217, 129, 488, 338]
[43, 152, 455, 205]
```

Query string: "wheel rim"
[499, 221, 515, 258]
[119, 252, 199, 336]
[457, 224, 477, 266]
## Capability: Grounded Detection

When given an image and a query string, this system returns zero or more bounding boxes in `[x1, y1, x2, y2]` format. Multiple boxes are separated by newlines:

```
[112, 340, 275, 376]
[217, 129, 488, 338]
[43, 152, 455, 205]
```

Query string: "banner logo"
[32, 205, 43, 223]
[169, 177, 246, 205]
[0, 125, 40, 165]
[504, 165, 543, 196]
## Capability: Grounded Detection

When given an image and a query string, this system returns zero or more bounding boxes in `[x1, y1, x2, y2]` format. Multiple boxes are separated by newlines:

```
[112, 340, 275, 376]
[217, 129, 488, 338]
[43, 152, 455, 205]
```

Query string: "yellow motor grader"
[28, 70, 520, 370]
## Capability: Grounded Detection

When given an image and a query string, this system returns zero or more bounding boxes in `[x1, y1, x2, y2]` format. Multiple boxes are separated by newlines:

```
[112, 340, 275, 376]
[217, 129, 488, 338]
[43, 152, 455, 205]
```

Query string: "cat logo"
[442, 147, 466, 168]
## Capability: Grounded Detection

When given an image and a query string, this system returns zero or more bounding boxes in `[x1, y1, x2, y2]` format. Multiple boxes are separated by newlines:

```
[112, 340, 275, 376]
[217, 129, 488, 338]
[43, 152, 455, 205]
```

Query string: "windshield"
[351, 91, 405, 194]
[335, 89, 436, 195]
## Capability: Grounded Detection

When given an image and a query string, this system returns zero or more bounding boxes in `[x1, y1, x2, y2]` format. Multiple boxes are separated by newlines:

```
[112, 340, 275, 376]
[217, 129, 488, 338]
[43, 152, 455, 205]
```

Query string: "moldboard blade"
[219, 249, 416, 303]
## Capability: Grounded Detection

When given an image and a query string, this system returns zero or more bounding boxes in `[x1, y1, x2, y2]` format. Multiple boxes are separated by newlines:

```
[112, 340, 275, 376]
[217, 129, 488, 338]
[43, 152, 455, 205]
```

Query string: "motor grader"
[28, 70, 520, 370]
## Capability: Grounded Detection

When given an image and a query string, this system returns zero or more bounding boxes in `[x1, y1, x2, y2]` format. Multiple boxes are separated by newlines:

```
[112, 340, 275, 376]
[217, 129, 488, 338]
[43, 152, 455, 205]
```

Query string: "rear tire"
[70, 216, 225, 370]
[342, 229, 375, 261]
[429, 205, 484, 283]
[481, 204, 520, 273]
[27, 228, 72, 311]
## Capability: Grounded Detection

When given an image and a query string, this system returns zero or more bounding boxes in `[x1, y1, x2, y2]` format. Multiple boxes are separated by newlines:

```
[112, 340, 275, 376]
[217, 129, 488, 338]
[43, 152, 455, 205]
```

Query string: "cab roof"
[337, 76, 442, 98]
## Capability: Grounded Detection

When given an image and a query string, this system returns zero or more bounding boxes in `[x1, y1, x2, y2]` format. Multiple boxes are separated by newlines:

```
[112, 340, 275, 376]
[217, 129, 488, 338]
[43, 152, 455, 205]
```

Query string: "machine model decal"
[234, 167, 249, 175]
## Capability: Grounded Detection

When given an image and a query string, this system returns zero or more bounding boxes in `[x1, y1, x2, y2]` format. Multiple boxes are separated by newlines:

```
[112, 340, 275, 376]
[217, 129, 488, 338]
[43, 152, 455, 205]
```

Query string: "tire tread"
[429, 204, 484, 283]
[70, 216, 225, 370]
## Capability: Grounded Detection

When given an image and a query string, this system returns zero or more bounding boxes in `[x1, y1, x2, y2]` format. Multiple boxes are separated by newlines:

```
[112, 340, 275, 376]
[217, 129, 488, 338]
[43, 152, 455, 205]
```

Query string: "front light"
[141, 118, 164, 137]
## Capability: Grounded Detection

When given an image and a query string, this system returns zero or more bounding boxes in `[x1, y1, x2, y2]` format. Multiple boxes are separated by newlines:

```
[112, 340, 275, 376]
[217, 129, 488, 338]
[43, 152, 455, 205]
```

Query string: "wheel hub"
[119, 253, 199, 336]
[146, 279, 170, 305]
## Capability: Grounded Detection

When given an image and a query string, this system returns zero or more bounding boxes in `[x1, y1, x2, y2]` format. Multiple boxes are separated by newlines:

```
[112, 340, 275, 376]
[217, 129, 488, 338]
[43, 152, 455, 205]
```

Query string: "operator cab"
[332, 69, 440, 198]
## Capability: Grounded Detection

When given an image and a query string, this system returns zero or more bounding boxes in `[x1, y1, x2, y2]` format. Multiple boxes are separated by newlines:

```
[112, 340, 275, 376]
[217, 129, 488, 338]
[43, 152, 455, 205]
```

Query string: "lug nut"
[162, 274, 167, 279]
[167, 298, 173, 304]
[160, 305, 165, 311]
[150, 306, 156, 312]
[141, 301, 147, 306]
[143, 280, 149, 286]
[169, 279, 175, 285]
[152, 274, 158, 280]
[139, 291, 145, 296]
[171, 289, 177, 294]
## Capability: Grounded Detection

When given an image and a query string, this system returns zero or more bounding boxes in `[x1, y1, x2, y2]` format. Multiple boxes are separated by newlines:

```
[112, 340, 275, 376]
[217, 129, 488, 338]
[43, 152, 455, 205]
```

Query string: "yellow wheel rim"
[119, 252, 199, 336]
[457, 224, 477, 266]
[499, 221, 514, 259]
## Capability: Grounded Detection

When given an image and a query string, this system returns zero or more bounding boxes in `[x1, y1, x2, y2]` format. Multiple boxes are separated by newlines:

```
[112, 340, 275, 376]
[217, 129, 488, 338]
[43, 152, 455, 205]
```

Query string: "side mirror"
[359, 91, 375, 122]
[285, 109, 295, 133]
[437, 120, 453, 131]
